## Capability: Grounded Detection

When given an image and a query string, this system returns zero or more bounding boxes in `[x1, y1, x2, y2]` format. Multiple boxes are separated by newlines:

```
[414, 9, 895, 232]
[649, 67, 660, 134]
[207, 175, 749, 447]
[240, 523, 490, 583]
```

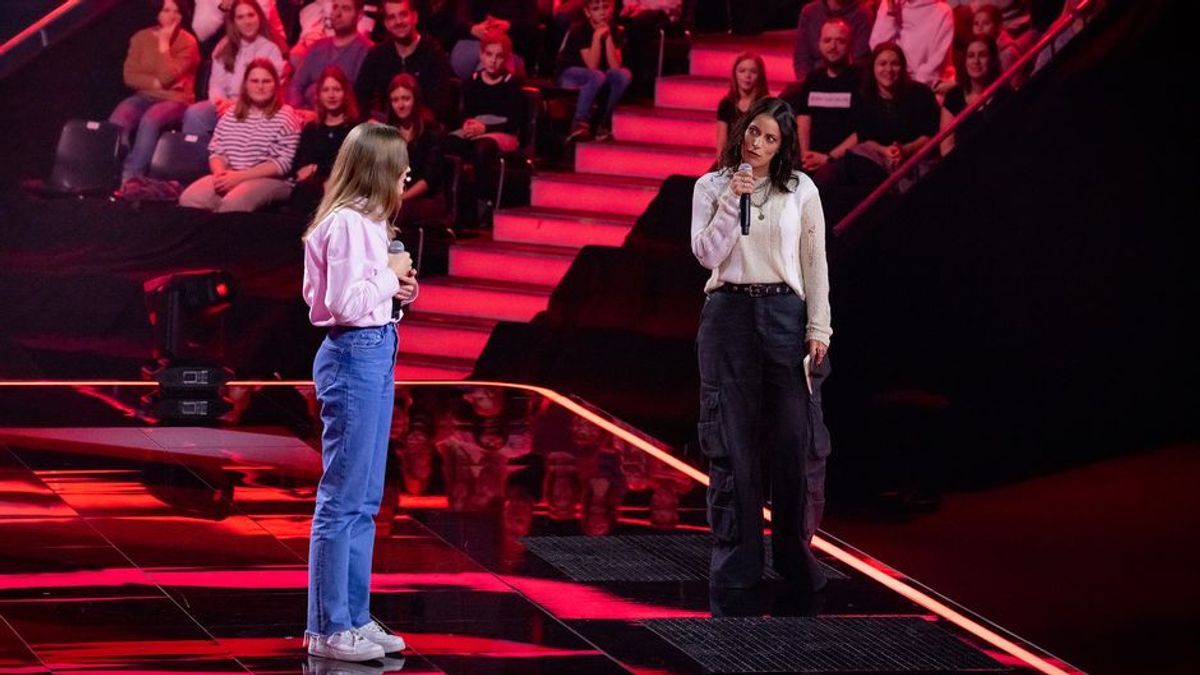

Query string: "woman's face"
[874, 49, 902, 92]
[973, 11, 997, 38]
[319, 77, 345, 114]
[390, 86, 415, 120]
[245, 67, 276, 107]
[965, 41, 990, 81]
[234, 2, 262, 40]
[734, 59, 759, 95]
[480, 43, 507, 76]
[740, 112, 781, 173]
[158, 0, 182, 29]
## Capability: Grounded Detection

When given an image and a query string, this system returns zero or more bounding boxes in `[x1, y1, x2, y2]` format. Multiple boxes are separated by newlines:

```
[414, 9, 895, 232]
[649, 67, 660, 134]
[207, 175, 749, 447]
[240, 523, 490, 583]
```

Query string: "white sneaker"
[306, 629, 385, 662]
[354, 620, 407, 653]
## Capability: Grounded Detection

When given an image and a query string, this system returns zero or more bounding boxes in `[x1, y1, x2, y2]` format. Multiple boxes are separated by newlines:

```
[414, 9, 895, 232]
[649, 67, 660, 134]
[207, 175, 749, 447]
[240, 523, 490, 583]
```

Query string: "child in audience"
[109, 0, 200, 182]
[291, 66, 361, 214]
[180, 59, 301, 212]
[715, 53, 768, 162]
[386, 74, 448, 225]
[556, 0, 631, 142]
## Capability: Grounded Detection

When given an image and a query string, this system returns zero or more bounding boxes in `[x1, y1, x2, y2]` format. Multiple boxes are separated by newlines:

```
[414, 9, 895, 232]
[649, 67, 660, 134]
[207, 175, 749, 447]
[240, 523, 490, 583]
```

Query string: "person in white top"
[691, 97, 834, 594]
[193, 0, 288, 52]
[869, 0, 956, 87]
[301, 121, 417, 663]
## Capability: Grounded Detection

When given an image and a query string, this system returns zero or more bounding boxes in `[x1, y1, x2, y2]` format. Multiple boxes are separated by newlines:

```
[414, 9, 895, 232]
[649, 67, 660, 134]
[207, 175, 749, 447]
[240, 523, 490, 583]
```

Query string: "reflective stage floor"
[0, 382, 1081, 674]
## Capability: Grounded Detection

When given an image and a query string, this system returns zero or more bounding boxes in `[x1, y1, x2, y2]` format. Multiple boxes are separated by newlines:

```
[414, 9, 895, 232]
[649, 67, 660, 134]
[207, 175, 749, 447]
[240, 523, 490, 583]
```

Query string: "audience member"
[290, 67, 361, 214]
[814, 42, 940, 192]
[291, 0, 377, 66]
[618, 0, 683, 96]
[715, 52, 768, 161]
[557, 0, 632, 142]
[450, 0, 538, 79]
[193, 0, 288, 56]
[179, 59, 300, 212]
[183, 0, 286, 136]
[793, 19, 861, 174]
[869, 0, 955, 87]
[110, 0, 201, 182]
[386, 74, 449, 223]
[948, 0, 1031, 35]
[972, 4, 1021, 73]
[940, 36, 1006, 154]
[287, 0, 373, 110]
[356, 0, 456, 122]
[793, 0, 872, 82]
[445, 33, 527, 220]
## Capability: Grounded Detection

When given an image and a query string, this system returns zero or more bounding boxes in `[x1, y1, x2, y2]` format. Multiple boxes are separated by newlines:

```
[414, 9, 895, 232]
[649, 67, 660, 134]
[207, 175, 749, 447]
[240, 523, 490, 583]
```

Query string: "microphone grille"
[738, 162, 752, 172]
[388, 240, 405, 254]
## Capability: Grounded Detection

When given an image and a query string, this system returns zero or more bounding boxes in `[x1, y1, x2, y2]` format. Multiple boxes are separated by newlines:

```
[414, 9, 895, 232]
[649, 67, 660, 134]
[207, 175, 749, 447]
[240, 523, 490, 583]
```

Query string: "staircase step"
[396, 352, 475, 380]
[575, 141, 713, 179]
[532, 172, 661, 215]
[612, 107, 715, 148]
[689, 30, 796, 79]
[401, 311, 497, 362]
[494, 206, 635, 247]
[415, 276, 553, 322]
[656, 75, 786, 111]
[449, 238, 579, 286]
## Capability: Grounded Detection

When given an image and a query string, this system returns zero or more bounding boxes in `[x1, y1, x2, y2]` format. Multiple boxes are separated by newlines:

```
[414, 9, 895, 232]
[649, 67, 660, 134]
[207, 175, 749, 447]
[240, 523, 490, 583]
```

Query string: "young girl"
[179, 58, 300, 212]
[301, 121, 418, 661]
[715, 52, 768, 162]
[290, 66, 360, 214]
[386, 74, 447, 225]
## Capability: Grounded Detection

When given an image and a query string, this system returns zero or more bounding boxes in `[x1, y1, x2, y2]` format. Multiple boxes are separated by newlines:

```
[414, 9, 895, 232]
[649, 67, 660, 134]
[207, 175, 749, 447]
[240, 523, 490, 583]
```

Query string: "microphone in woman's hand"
[738, 162, 752, 236]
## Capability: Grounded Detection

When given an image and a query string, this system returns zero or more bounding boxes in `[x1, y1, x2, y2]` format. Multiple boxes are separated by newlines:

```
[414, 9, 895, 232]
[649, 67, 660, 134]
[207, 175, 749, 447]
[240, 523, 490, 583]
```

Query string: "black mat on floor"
[641, 616, 1006, 673]
[521, 534, 847, 582]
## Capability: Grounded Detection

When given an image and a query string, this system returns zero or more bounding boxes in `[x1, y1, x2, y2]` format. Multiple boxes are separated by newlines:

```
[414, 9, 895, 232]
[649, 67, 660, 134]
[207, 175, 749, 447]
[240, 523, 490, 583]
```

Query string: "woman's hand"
[884, 143, 903, 172]
[729, 167, 755, 197]
[388, 251, 413, 279]
[395, 271, 419, 302]
[213, 169, 242, 194]
[807, 339, 828, 367]
[296, 164, 317, 182]
[801, 151, 829, 172]
[462, 118, 486, 138]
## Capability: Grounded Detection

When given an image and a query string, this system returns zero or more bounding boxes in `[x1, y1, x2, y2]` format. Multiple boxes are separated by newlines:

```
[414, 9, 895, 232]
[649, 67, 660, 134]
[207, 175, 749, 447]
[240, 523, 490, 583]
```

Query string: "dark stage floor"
[0, 382, 1080, 674]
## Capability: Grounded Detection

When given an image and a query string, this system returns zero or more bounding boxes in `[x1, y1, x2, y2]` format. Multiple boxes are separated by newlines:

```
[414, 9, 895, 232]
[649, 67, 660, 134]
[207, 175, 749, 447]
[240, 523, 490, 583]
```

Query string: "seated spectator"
[444, 32, 527, 222]
[193, 0, 288, 56]
[183, 0, 286, 136]
[287, 0, 373, 110]
[715, 53, 768, 161]
[356, 0, 456, 123]
[289, 66, 361, 215]
[290, 0, 377, 67]
[869, 0, 955, 88]
[557, 0, 632, 143]
[449, 0, 537, 80]
[617, 0, 683, 97]
[792, 0, 872, 82]
[386, 74, 449, 224]
[109, 0, 200, 183]
[940, 36, 1007, 155]
[179, 59, 300, 212]
[813, 42, 940, 192]
[948, 0, 1032, 36]
[793, 18, 861, 174]
[972, 4, 1022, 73]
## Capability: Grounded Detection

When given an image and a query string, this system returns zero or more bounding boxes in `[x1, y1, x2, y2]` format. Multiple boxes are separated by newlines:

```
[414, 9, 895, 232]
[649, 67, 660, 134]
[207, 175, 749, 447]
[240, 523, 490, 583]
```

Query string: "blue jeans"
[557, 66, 632, 125]
[307, 324, 398, 638]
[181, 100, 219, 137]
[108, 93, 187, 181]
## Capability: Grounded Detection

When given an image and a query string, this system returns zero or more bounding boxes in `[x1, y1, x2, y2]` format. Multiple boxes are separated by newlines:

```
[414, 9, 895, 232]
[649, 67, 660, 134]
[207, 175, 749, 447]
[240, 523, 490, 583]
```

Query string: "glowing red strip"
[0, 378, 1077, 673]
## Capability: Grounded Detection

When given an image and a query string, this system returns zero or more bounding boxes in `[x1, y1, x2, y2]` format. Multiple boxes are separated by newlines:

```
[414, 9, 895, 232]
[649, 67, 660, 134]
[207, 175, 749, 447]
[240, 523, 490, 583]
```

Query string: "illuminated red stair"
[576, 141, 714, 179]
[493, 206, 635, 248]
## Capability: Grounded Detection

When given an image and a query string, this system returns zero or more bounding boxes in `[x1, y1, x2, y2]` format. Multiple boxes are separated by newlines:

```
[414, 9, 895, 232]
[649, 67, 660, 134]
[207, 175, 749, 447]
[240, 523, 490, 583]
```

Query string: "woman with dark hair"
[691, 97, 833, 593]
[715, 52, 769, 163]
[940, 36, 1007, 155]
[109, 0, 200, 182]
[814, 42, 940, 195]
[290, 66, 361, 214]
[972, 4, 1021, 73]
[386, 74, 448, 225]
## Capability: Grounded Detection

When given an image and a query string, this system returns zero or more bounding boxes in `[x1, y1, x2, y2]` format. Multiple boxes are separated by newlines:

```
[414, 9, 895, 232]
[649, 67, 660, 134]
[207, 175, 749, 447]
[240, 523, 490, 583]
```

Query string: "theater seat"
[149, 131, 211, 186]
[44, 119, 123, 196]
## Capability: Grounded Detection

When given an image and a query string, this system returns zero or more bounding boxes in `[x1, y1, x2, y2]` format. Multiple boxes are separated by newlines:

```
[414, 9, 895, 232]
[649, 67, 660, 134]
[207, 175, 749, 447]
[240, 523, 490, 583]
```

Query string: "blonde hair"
[303, 122, 410, 240]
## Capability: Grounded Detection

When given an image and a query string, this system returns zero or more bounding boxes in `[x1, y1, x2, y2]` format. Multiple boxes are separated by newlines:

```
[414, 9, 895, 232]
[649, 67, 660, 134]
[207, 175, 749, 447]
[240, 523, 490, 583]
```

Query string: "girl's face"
[741, 112, 781, 173]
[158, 0, 182, 29]
[480, 43, 508, 77]
[390, 86, 415, 120]
[234, 2, 262, 40]
[874, 49, 902, 92]
[973, 11, 997, 38]
[245, 67, 277, 107]
[735, 59, 759, 95]
[318, 77, 345, 114]
[965, 41, 990, 80]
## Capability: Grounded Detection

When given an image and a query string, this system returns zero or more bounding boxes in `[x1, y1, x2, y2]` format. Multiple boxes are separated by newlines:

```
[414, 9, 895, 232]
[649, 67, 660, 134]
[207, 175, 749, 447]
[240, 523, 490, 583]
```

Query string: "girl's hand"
[807, 339, 828, 367]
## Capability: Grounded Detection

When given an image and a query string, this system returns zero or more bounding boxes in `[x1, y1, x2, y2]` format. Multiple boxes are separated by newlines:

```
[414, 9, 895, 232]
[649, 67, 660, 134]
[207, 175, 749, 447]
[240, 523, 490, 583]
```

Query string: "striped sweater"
[210, 105, 301, 175]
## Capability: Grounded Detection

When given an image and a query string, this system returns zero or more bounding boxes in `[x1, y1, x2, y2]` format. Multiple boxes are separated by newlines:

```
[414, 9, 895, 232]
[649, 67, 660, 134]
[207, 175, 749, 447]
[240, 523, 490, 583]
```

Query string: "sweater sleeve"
[323, 212, 402, 324]
[209, 111, 232, 161]
[691, 173, 742, 270]
[267, 110, 301, 175]
[123, 33, 158, 91]
[153, 31, 200, 89]
[798, 183, 832, 344]
[914, 9, 956, 85]
[869, 0, 896, 48]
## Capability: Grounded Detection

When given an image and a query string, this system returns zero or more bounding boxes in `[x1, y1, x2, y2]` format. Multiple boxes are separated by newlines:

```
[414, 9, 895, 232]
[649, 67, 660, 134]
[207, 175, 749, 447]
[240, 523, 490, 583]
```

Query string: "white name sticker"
[807, 92, 853, 109]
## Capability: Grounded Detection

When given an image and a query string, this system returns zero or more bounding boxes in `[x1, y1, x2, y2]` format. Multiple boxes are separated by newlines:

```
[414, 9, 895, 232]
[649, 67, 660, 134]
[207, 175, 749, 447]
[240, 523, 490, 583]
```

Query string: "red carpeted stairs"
[397, 31, 796, 380]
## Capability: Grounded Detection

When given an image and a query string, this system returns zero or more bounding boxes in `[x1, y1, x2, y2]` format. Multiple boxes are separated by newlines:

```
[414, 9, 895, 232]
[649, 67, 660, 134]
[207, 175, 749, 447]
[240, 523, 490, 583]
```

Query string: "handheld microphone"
[738, 162, 752, 236]
[388, 239, 407, 319]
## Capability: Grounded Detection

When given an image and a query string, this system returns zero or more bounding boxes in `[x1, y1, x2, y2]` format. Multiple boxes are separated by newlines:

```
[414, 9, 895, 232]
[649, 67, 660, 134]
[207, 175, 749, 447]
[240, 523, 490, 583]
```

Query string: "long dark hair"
[955, 36, 1002, 89]
[717, 97, 799, 193]
[316, 65, 361, 124]
[863, 41, 913, 102]
[386, 73, 436, 138]
[154, 0, 194, 41]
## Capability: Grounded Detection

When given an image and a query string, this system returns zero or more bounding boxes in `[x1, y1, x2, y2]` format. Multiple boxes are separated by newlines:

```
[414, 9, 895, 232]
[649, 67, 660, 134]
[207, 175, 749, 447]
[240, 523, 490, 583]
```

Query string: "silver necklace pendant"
[758, 212, 765, 220]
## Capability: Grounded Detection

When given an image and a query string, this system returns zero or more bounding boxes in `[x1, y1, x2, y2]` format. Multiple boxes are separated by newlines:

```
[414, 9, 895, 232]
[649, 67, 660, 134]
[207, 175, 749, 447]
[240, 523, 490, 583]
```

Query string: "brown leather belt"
[714, 282, 793, 298]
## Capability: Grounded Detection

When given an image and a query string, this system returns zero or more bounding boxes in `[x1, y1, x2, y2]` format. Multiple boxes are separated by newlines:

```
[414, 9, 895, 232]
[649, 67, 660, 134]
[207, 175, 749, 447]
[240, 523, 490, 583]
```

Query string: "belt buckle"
[747, 283, 769, 298]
